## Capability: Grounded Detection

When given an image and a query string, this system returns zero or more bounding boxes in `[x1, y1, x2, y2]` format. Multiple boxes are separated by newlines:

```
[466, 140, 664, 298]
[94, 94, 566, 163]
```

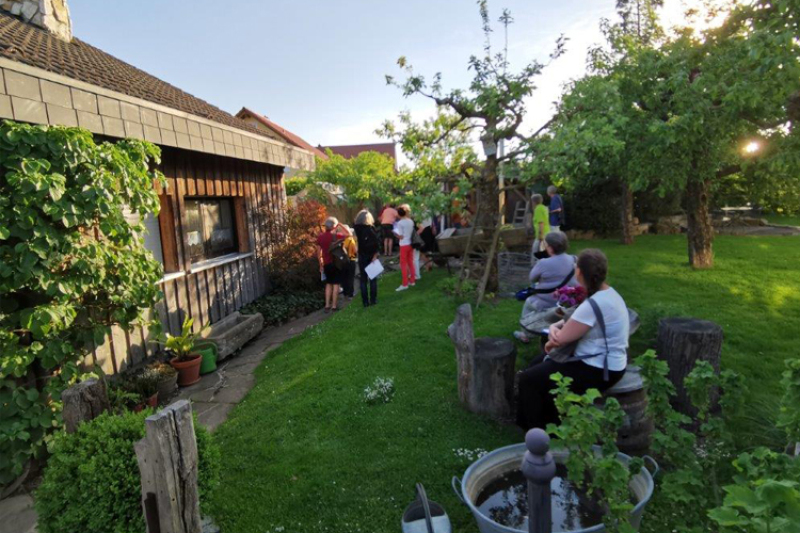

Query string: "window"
[184, 198, 237, 263]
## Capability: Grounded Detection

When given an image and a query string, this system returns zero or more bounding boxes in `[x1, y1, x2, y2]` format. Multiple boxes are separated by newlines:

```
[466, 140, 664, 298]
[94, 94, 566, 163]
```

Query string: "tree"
[539, 0, 800, 266]
[530, 0, 665, 245]
[305, 149, 402, 214]
[383, 0, 565, 290]
[0, 122, 164, 486]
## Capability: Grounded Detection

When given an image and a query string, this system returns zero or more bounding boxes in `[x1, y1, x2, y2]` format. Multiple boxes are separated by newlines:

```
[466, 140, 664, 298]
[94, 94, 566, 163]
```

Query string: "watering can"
[401, 483, 452, 533]
[196, 341, 218, 375]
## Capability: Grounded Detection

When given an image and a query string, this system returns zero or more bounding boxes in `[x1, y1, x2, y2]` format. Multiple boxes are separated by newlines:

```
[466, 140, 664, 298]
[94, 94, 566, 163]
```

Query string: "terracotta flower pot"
[145, 392, 158, 408]
[170, 354, 202, 387]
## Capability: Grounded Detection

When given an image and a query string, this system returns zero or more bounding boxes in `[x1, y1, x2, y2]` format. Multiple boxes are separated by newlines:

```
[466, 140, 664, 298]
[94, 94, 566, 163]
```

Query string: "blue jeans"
[358, 255, 378, 306]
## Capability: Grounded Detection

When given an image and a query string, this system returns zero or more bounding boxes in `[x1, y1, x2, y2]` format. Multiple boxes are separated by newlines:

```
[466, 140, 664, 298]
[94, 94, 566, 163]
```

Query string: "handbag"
[515, 269, 575, 301]
[546, 298, 612, 381]
[411, 229, 424, 250]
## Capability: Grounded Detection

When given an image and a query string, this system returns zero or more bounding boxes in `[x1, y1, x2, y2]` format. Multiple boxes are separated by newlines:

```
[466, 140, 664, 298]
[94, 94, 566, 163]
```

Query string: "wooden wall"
[87, 147, 285, 375]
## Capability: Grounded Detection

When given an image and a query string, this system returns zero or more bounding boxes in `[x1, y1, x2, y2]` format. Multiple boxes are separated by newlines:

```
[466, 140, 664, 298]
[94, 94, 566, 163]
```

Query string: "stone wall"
[1, 0, 72, 41]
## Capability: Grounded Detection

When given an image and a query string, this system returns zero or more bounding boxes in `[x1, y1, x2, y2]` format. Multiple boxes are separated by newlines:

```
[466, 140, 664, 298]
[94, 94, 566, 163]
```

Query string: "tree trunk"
[62, 378, 109, 433]
[656, 317, 724, 417]
[448, 304, 517, 420]
[686, 178, 714, 268]
[621, 182, 635, 245]
[475, 156, 500, 292]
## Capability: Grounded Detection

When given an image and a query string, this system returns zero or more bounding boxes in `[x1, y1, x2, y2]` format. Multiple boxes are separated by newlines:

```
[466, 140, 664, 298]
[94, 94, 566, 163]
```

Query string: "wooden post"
[656, 317, 724, 415]
[448, 304, 476, 408]
[448, 304, 517, 419]
[62, 378, 109, 433]
[135, 400, 202, 533]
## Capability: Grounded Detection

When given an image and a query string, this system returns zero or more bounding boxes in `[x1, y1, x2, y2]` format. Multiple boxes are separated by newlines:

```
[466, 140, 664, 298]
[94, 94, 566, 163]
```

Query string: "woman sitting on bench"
[513, 231, 576, 344]
[516, 249, 629, 431]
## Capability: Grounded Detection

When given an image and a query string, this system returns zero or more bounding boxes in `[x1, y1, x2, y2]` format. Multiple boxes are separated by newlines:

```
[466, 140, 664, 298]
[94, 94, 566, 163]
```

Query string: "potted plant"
[161, 317, 204, 387]
[149, 361, 178, 402]
[118, 369, 160, 411]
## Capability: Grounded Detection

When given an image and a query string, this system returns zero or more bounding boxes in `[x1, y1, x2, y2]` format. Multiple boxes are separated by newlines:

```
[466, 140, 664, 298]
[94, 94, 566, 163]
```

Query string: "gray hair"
[544, 231, 568, 255]
[547, 185, 558, 195]
[355, 209, 374, 226]
[324, 216, 338, 229]
[531, 193, 543, 205]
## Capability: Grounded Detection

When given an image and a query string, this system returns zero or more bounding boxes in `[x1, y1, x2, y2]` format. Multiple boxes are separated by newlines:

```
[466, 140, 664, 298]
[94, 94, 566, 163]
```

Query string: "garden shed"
[0, 3, 315, 375]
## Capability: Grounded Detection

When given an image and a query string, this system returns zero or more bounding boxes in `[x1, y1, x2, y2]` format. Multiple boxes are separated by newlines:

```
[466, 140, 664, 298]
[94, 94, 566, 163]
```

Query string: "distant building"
[236, 107, 328, 163]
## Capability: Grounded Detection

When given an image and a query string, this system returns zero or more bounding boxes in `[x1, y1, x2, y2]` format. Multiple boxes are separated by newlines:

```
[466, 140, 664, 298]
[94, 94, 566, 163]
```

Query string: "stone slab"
[193, 402, 234, 432]
[211, 374, 255, 405]
[0, 494, 37, 533]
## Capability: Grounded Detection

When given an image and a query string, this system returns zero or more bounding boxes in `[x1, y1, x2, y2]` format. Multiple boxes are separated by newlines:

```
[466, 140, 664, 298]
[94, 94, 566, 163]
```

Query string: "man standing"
[527, 194, 550, 265]
[547, 185, 564, 232]
[380, 204, 399, 256]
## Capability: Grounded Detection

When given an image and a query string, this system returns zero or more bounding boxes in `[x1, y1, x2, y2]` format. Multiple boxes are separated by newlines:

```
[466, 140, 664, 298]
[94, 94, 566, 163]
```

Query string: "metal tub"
[452, 443, 656, 533]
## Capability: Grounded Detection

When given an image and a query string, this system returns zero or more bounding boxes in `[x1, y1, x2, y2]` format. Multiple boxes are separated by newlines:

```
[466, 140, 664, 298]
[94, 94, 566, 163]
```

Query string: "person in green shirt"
[529, 193, 551, 264]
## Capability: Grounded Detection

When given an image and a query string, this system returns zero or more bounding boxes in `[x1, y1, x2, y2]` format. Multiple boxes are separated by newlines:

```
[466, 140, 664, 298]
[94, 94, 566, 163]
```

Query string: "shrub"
[264, 200, 327, 292]
[0, 122, 164, 485]
[36, 410, 219, 533]
[241, 290, 324, 326]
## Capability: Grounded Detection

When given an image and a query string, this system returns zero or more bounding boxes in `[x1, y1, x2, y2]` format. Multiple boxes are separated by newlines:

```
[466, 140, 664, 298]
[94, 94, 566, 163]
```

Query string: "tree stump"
[656, 317, 723, 416]
[62, 378, 109, 433]
[448, 304, 517, 420]
[135, 400, 202, 533]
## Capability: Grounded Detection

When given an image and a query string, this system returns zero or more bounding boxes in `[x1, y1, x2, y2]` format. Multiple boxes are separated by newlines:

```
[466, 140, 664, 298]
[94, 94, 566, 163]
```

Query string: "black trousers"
[516, 355, 625, 431]
[357, 255, 377, 306]
[342, 260, 356, 297]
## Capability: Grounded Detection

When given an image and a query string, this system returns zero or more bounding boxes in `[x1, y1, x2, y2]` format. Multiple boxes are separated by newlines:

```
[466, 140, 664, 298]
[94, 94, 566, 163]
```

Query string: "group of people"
[514, 188, 630, 432]
[316, 204, 438, 312]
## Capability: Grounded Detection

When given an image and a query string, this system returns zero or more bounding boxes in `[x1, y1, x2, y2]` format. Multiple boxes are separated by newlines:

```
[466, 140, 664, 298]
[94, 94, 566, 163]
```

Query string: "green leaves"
[0, 121, 164, 485]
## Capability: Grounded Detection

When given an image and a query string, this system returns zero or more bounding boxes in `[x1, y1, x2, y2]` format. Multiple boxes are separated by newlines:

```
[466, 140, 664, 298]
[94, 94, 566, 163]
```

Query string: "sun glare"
[743, 140, 761, 155]
[662, 0, 731, 34]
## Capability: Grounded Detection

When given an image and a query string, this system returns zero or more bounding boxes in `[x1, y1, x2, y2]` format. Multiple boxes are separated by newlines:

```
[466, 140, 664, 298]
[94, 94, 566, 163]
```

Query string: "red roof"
[320, 143, 397, 161]
[236, 107, 328, 160]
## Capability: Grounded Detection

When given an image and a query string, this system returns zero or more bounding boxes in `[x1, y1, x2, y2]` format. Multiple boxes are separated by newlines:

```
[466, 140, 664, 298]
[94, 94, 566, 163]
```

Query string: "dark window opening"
[185, 198, 237, 263]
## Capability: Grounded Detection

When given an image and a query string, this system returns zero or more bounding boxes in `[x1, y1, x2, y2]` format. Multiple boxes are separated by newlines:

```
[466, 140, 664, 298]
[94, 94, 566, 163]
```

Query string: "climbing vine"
[0, 121, 165, 486]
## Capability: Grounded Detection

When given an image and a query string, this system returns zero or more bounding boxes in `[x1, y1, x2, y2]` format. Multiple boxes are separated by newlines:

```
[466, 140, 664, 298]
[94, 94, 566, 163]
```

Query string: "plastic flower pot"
[170, 354, 203, 387]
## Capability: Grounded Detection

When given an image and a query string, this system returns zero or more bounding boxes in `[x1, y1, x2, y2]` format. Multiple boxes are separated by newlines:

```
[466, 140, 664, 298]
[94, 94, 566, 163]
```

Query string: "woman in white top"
[393, 206, 416, 291]
[516, 248, 628, 431]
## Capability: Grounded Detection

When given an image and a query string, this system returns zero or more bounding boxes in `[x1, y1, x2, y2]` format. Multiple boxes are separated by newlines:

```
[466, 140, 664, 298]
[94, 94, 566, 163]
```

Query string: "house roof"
[0, 13, 271, 140]
[320, 143, 397, 160]
[236, 107, 328, 160]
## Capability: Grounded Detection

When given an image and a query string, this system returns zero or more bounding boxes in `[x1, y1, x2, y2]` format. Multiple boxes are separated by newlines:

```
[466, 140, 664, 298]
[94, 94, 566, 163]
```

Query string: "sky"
[68, 0, 697, 149]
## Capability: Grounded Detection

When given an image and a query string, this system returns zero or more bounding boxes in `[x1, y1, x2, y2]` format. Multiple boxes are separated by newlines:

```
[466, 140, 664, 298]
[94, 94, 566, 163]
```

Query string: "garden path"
[178, 299, 352, 431]
[0, 298, 350, 532]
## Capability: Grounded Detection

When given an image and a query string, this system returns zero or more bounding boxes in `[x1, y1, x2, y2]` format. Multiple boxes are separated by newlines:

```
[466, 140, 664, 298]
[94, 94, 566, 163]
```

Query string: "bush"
[265, 200, 327, 292]
[36, 410, 219, 533]
[241, 290, 324, 326]
[0, 122, 164, 485]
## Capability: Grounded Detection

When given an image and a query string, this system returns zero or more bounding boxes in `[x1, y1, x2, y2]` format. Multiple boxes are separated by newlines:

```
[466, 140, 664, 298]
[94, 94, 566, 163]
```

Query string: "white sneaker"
[396, 285, 409, 292]
[409, 283, 416, 287]
[513, 331, 531, 344]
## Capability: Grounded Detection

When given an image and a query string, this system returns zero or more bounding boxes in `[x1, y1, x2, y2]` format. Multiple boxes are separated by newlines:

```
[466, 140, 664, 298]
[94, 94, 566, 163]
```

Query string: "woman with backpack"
[354, 210, 380, 307]
[316, 217, 347, 312]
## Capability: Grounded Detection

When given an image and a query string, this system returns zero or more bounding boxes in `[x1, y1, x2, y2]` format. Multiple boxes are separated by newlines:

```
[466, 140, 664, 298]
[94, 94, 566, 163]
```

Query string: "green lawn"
[208, 235, 800, 533]
[765, 213, 800, 227]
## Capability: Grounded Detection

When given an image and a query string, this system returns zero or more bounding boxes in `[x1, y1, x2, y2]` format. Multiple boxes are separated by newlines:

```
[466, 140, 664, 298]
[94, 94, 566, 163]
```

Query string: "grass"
[765, 213, 800, 227]
[208, 235, 800, 533]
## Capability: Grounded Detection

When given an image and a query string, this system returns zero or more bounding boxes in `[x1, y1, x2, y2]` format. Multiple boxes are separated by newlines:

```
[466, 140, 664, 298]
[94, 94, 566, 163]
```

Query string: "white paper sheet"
[364, 260, 384, 280]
